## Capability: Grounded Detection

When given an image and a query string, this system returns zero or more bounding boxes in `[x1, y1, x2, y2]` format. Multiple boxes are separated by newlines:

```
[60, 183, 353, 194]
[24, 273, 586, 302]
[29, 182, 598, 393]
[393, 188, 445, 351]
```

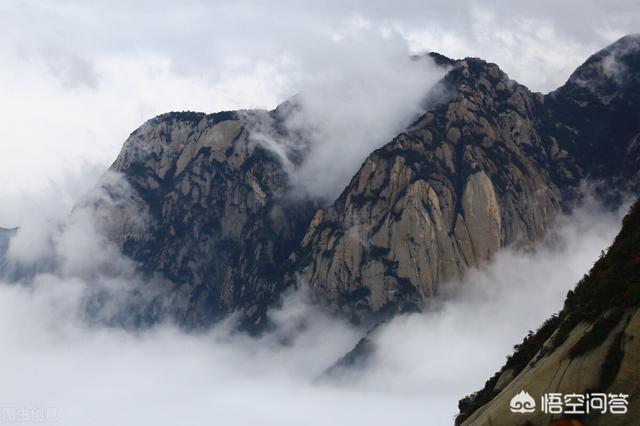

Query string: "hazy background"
[1, 0, 639, 224]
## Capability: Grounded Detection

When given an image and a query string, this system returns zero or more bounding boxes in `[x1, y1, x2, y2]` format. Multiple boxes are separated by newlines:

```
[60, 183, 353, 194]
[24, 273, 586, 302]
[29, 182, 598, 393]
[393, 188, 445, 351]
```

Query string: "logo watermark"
[510, 391, 536, 413]
[509, 391, 629, 415]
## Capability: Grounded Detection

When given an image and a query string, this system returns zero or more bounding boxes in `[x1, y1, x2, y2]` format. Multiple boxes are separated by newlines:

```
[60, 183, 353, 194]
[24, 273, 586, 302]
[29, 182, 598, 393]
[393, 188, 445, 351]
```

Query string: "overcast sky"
[1, 0, 639, 226]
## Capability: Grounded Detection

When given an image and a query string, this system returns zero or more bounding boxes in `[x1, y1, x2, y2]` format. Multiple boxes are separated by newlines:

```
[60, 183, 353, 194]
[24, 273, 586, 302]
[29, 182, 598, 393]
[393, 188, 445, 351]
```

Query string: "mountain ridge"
[3, 35, 638, 333]
[291, 35, 640, 325]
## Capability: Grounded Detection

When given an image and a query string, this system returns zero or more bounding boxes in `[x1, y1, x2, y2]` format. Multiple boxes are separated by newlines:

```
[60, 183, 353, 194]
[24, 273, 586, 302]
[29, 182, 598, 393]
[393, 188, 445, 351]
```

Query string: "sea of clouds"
[0, 186, 627, 425]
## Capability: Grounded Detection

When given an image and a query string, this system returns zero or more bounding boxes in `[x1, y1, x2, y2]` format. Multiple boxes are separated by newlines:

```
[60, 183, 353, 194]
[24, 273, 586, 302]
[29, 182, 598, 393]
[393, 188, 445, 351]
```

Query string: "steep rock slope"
[290, 35, 640, 323]
[291, 58, 568, 321]
[456, 199, 640, 426]
[96, 35, 640, 329]
[546, 34, 640, 195]
[105, 108, 316, 327]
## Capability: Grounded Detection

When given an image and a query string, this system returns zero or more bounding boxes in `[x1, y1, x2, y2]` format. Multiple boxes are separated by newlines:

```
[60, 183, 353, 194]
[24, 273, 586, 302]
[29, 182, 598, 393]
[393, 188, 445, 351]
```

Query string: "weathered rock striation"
[106, 108, 317, 328]
[290, 56, 571, 321]
[85, 35, 640, 329]
[457, 198, 640, 426]
[291, 34, 640, 324]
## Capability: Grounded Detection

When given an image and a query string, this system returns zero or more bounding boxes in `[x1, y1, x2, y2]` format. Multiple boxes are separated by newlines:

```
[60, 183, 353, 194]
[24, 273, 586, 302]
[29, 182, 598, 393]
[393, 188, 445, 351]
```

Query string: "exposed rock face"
[545, 34, 640, 197]
[457, 199, 640, 426]
[291, 57, 568, 321]
[106, 109, 316, 328]
[96, 35, 640, 329]
[291, 35, 640, 323]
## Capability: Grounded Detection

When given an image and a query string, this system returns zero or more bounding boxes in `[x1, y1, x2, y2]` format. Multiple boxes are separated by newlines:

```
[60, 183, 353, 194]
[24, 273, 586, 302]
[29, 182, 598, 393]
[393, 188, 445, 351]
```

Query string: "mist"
[251, 30, 447, 201]
[0, 191, 626, 425]
[2, 0, 639, 225]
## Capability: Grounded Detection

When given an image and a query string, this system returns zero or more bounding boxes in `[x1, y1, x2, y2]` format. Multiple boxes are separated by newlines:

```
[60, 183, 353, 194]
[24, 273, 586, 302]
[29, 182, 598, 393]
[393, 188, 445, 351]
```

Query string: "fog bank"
[0, 198, 627, 425]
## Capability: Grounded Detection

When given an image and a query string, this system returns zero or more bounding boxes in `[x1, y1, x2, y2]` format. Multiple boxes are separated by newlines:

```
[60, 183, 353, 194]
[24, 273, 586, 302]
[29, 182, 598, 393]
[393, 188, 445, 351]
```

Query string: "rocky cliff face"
[546, 34, 640, 198]
[105, 108, 316, 328]
[290, 57, 569, 322]
[290, 34, 640, 324]
[456, 199, 640, 426]
[95, 35, 640, 329]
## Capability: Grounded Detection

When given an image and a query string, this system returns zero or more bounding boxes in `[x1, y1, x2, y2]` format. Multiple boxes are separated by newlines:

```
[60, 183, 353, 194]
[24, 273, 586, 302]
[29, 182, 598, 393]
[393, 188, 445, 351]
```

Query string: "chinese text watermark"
[510, 391, 629, 415]
[0, 407, 58, 423]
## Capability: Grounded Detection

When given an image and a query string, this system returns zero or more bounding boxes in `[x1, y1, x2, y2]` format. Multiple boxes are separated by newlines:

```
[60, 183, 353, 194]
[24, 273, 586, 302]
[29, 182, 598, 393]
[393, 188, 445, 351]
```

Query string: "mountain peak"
[74, 35, 640, 332]
[560, 34, 640, 102]
[426, 51, 456, 67]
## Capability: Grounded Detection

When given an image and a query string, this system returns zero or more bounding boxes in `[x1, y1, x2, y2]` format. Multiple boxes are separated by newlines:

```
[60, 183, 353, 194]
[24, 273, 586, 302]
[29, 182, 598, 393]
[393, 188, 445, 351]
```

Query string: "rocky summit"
[291, 56, 567, 322]
[104, 107, 317, 328]
[92, 35, 640, 330]
[290, 34, 640, 324]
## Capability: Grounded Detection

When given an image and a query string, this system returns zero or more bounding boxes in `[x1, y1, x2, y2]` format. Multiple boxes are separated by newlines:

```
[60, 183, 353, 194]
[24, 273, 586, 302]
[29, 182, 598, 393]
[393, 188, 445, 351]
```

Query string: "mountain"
[289, 35, 640, 324]
[82, 34, 640, 330]
[545, 34, 640, 198]
[456, 198, 640, 426]
[102, 107, 317, 329]
[290, 56, 568, 322]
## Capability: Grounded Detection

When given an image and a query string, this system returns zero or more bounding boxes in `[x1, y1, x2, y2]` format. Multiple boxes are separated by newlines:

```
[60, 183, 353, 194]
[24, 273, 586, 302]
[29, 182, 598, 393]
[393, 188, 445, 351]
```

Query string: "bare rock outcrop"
[291, 57, 566, 322]
[457, 197, 640, 426]
[106, 109, 316, 328]
[90, 35, 640, 329]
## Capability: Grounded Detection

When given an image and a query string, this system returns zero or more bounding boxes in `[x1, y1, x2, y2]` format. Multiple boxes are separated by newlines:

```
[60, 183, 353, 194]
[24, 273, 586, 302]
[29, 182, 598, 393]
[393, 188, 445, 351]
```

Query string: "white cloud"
[2, 1, 639, 225]
[0, 195, 626, 425]
[252, 27, 447, 200]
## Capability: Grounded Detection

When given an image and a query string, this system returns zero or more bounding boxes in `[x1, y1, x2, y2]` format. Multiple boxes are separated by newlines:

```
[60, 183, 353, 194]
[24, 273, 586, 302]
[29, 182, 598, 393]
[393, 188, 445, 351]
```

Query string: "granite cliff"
[85, 35, 640, 329]
[456, 198, 640, 426]
[289, 35, 640, 323]
[105, 107, 317, 328]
